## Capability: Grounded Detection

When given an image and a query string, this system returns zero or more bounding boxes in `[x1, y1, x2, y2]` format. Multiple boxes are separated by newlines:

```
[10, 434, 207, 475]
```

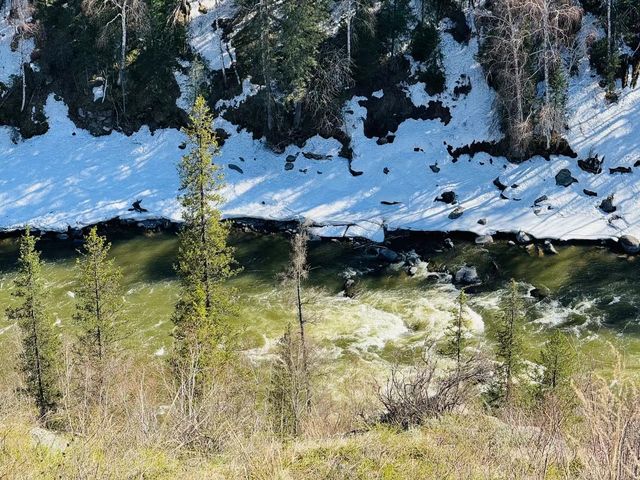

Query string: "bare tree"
[7, 0, 36, 112]
[82, 0, 149, 116]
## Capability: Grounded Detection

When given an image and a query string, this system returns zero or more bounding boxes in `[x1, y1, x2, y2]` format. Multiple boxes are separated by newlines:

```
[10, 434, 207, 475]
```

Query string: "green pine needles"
[7, 228, 61, 420]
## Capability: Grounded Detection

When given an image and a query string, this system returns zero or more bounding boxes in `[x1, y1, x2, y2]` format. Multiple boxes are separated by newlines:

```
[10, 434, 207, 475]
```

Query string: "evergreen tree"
[441, 290, 473, 379]
[378, 0, 413, 59]
[278, 0, 329, 127]
[171, 96, 238, 396]
[538, 330, 576, 396]
[73, 226, 124, 399]
[7, 228, 61, 420]
[493, 279, 525, 405]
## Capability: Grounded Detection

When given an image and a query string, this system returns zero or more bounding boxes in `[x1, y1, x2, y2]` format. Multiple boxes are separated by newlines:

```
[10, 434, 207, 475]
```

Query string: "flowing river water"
[0, 227, 639, 376]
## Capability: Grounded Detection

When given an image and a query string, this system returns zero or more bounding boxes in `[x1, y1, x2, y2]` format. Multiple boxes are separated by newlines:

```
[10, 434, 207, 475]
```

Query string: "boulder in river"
[455, 265, 480, 285]
[530, 285, 551, 299]
[475, 235, 493, 245]
[619, 235, 640, 254]
[555, 169, 578, 187]
[543, 240, 559, 255]
[377, 247, 400, 263]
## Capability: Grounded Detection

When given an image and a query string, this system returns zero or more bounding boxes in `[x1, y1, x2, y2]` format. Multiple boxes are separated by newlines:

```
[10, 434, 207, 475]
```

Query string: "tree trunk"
[120, 3, 128, 116]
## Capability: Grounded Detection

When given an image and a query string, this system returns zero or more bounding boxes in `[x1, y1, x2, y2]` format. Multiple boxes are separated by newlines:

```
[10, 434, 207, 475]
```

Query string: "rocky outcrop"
[619, 235, 640, 254]
[555, 169, 578, 187]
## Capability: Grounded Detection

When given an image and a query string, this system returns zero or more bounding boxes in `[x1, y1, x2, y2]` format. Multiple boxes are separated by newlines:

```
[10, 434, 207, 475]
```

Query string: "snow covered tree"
[171, 96, 238, 399]
[6, 228, 61, 421]
[73, 226, 124, 402]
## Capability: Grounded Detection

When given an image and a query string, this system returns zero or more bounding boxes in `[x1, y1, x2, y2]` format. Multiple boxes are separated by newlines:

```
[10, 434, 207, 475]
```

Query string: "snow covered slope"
[1, 14, 639, 243]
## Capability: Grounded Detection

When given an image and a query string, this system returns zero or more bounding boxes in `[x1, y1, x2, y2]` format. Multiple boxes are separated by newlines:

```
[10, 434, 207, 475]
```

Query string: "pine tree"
[278, 0, 329, 127]
[73, 226, 124, 400]
[171, 96, 238, 397]
[378, 0, 413, 60]
[441, 290, 473, 379]
[494, 279, 525, 405]
[7, 228, 61, 420]
[538, 330, 576, 395]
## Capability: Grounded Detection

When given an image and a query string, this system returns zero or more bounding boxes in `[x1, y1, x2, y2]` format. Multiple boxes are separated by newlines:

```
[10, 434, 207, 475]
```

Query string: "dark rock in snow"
[455, 265, 480, 285]
[583, 189, 598, 197]
[429, 164, 440, 173]
[435, 191, 457, 204]
[381, 201, 401, 206]
[610, 166, 632, 174]
[286, 154, 297, 163]
[284, 163, 294, 171]
[303, 152, 330, 160]
[475, 235, 493, 245]
[599, 195, 617, 214]
[493, 177, 507, 191]
[228, 164, 243, 174]
[619, 235, 640, 254]
[477, 218, 487, 225]
[578, 155, 603, 174]
[128, 199, 148, 213]
[448, 207, 464, 219]
[634, 160, 640, 168]
[555, 169, 578, 187]
[534, 195, 548, 205]
[516, 231, 531, 244]
[383, 167, 390, 174]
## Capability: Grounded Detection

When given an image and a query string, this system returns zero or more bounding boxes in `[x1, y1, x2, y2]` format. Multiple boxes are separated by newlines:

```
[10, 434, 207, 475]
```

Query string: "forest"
[1, 0, 640, 478]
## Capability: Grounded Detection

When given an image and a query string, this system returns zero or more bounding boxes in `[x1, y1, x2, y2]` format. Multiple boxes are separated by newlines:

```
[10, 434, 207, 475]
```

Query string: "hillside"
[0, 0, 639, 245]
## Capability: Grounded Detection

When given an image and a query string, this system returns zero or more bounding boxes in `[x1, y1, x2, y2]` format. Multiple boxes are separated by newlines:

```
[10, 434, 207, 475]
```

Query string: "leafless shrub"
[378, 343, 490, 429]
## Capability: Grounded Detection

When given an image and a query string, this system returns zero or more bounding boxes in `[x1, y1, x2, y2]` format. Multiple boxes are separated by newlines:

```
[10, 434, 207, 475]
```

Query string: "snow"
[187, 0, 236, 72]
[92, 85, 105, 102]
[1, 14, 640, 244]
[0, 4, 34, 85]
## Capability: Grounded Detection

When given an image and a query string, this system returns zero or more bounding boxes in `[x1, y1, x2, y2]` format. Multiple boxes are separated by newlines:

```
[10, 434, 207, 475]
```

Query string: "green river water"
[0, 229, 638, 375]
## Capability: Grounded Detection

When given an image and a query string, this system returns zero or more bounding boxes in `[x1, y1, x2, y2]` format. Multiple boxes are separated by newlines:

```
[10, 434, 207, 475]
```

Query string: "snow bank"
[1, 15, 639, 243]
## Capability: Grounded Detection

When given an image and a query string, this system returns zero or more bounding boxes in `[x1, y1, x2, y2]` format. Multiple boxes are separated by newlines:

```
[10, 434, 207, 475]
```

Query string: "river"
[0, 227, 638, 374]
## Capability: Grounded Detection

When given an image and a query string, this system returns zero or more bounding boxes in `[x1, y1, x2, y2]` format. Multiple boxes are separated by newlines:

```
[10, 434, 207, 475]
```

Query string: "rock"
[377, 247, 400, 263]
[444, 238, 455, 249]
[534, 195, 548, 206]
[555, 169, 578, 187]
[286, 154, 297, 163]
[383, 167, 390, 174]
[634, 160, 640, 168]
[228, 164, 243, 174]
[619, 235, 640, 254]
[448, 207, 464, 219]
[610, 166, 632, 174]
[435, 191, 457, 204]
[408, 266, 418, 276]
[530, 285, 551, 299]
[583, 189, 598, 197]
[578, 155, 604, 174]
[493, 177, 507, 191]
[543, 240, 558, 255]
[429, 164, 440, 173]
[599, 195, 616, 214]
[381, 200, 401, 206]
[475, 235, 493, 245]
[303, 152, 330, 160]
[516, 231, 531, 244]
[455, 265, 480, 285]
[507, 240, 516, 246]
[376, 136, 388, 145]
[477, 218, 487, 225]
[284, 162, 294, 171]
